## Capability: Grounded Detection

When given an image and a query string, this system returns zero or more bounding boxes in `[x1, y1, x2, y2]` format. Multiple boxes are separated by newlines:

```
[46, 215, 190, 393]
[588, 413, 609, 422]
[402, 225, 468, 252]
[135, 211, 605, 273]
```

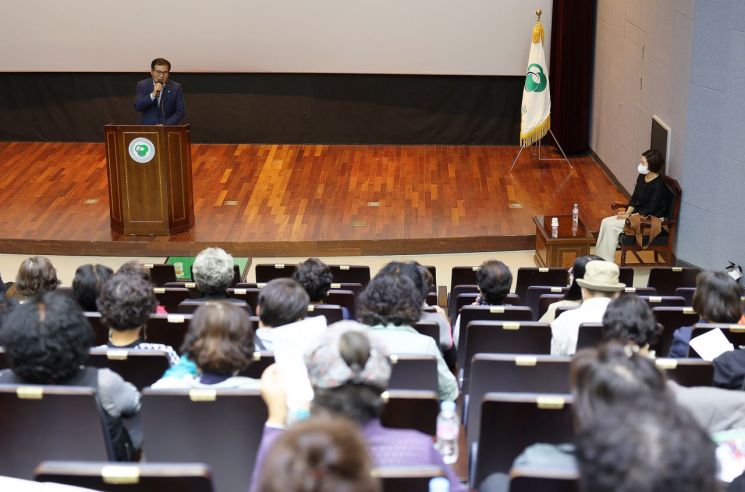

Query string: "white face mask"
[638, 163, 649, 175]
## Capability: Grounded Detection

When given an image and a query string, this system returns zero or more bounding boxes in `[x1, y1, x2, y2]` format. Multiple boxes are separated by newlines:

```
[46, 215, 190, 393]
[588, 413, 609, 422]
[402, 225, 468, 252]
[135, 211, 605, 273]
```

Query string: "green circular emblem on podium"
[128, 137, 155, 164]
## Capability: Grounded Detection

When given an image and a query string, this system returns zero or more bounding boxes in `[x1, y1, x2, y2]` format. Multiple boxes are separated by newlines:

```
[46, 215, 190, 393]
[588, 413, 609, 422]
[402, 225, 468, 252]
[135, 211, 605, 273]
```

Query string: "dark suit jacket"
[133, 78, 185, 125]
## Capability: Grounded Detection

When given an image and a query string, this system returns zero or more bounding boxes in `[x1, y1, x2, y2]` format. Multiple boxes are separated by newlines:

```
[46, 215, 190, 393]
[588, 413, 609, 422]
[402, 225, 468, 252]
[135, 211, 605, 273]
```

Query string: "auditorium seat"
[54, 286, 74, 298]
[254, 263, 297, 283]
[674, 287, 696, 305]
[372, 465, 444, 492]
[525, 286, 568, 321]
[163, 282, 201, 299]
[650, 307, 699, 355]
[424, 265, 438, 288]
[35, 461, 214, 492]
[466, 356, 571, 448]
[471, 393, 574, 488]
[515, 268, 569, 304]
[239, 352, 275, 379]
[447, 284, 479, 322]
[450, 266, 480, 292]
[425, 291, 438, 306]
[141, 388, 267, 492]
[655, 358, 714, 386]
[325, 289, 356, 319]
[227, 287, 261, 312]
[639, 295, 686, 308]
[689, 323, 745, 357]
[306, 304, 344, 324]
[647, 267, 700, 296]
[461, 321, 552, 388]
[146, 264, 177, 287]
[388, 354, 438, 393]
[86, 348, 171, 390]
[380, 389, 439, 436]
[508, 466, 579, 492]
[328, 264, 371, 286]
[554, 304, 579, 319]
[454, 293, 521, 317]
[0, 347, 6, 370]
[575, 322, 604, 351]
[145, 314, 193, 353]
[412, 320, 440, 347]
[537, 293, 566, 320]
[456, 306, 534, 369]
[622, 286, 657, 296]
[618, 266, 634, 288]
[152, 287, 191, 312]
[0, 385, 111, 480]
[84, 312, 109, 346]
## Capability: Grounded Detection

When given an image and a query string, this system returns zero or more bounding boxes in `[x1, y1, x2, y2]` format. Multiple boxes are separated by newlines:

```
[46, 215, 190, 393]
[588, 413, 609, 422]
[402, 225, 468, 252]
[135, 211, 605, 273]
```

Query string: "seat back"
[227, 287, 261, 312]
[525, 286, 568, 321]
[141, 388, 267, 492]
[146, 264, 177, 287]
[515, 268, 569, 304]
[84, 311, 108, 346]
[380, 390, 439, 436]
[35, 461, 214, 492]
[447, 284, 479, 322]
[650, 307, 699, 355]
[239, 351, 275, 379]
[655, 358, 714, 386]
[473, 393, 574, 487]
[618, 267, 634, 288]
[467, 355, 571, 452]
[325, 289, 356, 319]
[690, 323, 745, 357]
[86, 348, 171, 390]
[0, 385, 110, 480]
[254, 263, 297, 283]
[450, 266, 480, 292]
[145, 314, 193, 353]
[508, 467, 579, 492]
[388, 355, 438, 393]
[373, 465, 444, 492]
[575, 322, 604, 351]
[640, 295, 686, 308]
[153, 287, 191, 312]
[647, 267, 699, 296]
[412, 320, 440, 347]
[674, 287, 696, 305]
[306, 304, 344, 324]
[329, 264, 371, 286]
[537, 294, 567, 320]
[163, 282, 202, 298]
[623, 286, 657, 296]
[454, 293, 521, 315]
[457, 306, 534, 368]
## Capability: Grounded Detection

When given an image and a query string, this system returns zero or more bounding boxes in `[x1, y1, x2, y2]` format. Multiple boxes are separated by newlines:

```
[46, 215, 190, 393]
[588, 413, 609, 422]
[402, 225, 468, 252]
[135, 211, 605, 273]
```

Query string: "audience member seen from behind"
[12, 256, 60, 302]
[539, 255, 603, 323]
[72, 264, 113, 312]
[594, 149, 672, 262]
[668, 270, 744, 358]
[186, 247, 249, 309]
[601, 294, 662, 351]
[96, 273, 179, 365]
[453, 259, 512, 348]
[358, 270, 458, 401]
[153, 301, 259, 389]
[255, 277, 310, 351]
[251, 322, 465, 492]
[576, 400, 719, 492]
[551, 260, 625, 356]
[293, 257, 349, 319]
[0, 292, 140, 460]
[258, 416, 381, 492]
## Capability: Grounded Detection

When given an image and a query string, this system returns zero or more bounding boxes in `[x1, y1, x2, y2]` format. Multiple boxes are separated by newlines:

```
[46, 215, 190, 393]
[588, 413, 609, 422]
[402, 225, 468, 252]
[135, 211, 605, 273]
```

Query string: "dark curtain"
[549, 0, 597, 154]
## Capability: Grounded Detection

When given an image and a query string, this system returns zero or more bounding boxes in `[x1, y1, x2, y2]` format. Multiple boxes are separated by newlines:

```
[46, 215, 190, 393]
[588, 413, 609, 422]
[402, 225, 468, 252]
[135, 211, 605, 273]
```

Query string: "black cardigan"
[628, 174, 672, 218]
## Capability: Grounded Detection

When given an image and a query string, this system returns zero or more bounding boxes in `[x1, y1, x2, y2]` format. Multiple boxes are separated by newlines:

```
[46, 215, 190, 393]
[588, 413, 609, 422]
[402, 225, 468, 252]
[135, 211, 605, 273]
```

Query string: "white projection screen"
[0, 0, 552, 75]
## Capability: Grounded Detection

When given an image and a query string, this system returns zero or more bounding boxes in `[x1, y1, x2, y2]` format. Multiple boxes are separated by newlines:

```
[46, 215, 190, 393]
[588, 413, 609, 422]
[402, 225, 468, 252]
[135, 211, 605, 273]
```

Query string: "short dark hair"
[97, 273, 157, 330]
[72, 264, 114, 312]
[576, 400, 718, 492]
[258, 416, 380, 492]
[571, 342, 670, 428]
[357, 271, 422, 326]
[477, 260, 512, 305]
[0, 292, 92, 383]
[150, 58, 171, 70]
[312, 331, 385, 423]
[258, 278, 309, 328]
[642, 148, 664, 174]
[601, 294, 662, 347]
[692, 270, 743, 324]
[15, 256, 60, 298]
[378, 261, 428, 304]
[182, 301, 255, 374]
[565, 255, 604, 301]
[293, 258, 334, 302]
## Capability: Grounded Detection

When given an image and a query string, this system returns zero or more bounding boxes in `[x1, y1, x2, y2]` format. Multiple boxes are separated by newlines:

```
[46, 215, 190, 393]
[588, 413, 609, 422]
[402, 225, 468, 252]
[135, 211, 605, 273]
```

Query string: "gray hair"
[192, 247, 234, 294]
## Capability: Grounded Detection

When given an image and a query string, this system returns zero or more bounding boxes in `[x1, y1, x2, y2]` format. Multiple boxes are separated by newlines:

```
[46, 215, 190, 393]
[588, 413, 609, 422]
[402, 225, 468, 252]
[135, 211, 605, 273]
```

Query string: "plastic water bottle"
[550, 217, 559, 238]
[572, 203, 580, 225]
[435, 401, 459, 464]
[429, 476, 450, 492]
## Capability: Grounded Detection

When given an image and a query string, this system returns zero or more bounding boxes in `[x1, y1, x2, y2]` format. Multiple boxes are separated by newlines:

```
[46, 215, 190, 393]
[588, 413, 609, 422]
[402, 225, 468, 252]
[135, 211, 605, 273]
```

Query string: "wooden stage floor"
[0, 142, 626, 257]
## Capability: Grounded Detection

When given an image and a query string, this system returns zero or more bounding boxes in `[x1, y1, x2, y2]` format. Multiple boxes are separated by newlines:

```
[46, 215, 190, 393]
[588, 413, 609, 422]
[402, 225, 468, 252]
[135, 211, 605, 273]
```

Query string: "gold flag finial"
[536, 8, 542, 21]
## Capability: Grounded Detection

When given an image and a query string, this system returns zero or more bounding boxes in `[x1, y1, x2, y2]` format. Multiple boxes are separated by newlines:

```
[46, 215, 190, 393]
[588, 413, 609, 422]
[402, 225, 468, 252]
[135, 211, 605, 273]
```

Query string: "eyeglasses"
[153, 70, 170, 76]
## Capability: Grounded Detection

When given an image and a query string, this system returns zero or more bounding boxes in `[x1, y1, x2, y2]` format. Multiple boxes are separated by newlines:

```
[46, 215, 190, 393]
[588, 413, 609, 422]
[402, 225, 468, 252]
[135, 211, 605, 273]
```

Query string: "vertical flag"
[520, 18, 551, 147]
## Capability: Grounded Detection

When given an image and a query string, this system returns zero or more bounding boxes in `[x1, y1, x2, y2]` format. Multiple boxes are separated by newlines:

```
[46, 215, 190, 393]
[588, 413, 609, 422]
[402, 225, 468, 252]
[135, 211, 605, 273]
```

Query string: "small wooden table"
[533, 214, 596, 268]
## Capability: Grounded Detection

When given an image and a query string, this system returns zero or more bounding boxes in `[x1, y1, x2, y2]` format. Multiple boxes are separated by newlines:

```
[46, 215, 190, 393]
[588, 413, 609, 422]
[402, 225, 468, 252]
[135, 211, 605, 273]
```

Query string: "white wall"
[590, 0, 694, 193]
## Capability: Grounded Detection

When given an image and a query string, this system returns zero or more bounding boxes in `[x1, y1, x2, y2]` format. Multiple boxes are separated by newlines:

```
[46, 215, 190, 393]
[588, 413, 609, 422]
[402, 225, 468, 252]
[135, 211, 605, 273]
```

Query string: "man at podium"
[134, 58, 185, 125]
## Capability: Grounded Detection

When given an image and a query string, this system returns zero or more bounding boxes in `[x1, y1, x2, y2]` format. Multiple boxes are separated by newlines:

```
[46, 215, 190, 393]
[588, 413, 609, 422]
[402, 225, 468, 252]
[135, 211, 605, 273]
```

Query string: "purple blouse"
[249, 418, 465, 492]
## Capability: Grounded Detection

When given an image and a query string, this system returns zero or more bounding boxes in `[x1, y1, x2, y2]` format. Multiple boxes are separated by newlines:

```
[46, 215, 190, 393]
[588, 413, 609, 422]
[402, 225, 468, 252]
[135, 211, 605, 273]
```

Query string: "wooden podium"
[104, 124, 194, 235]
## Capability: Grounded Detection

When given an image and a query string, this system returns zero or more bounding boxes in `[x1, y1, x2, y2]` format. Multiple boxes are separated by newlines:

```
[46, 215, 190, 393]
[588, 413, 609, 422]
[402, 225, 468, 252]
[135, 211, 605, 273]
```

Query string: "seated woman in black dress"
[594, 149, 672, 262]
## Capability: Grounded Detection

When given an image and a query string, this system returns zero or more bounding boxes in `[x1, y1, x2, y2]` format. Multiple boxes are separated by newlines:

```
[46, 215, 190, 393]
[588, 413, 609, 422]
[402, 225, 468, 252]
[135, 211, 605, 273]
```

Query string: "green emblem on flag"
[525, 63, 547, 92]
